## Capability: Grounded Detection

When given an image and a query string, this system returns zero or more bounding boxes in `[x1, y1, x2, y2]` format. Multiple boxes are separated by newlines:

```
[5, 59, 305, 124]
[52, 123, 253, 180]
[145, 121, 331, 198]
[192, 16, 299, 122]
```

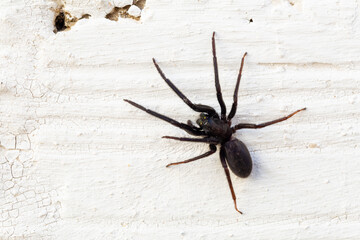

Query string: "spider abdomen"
[223, 138, 252, 178]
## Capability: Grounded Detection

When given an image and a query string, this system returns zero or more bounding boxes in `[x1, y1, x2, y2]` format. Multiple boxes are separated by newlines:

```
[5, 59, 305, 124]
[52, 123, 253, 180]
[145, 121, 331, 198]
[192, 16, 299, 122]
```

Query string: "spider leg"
[227, 52, 247, 120]
[162, 136, 219, 144]
[124, 99, 206, 136]
[232, 108, 306, 131]
[212, 32, 227, 120]
[187, 120, 196, 128]
[152, 58, 218, 117]
[166, 144, 217, 167]
[220, 146, 243, 214]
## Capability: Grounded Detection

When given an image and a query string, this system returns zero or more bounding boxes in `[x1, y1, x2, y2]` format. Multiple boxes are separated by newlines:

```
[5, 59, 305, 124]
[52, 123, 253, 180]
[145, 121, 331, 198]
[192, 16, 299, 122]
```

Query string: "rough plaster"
[0, 0, 360, 239]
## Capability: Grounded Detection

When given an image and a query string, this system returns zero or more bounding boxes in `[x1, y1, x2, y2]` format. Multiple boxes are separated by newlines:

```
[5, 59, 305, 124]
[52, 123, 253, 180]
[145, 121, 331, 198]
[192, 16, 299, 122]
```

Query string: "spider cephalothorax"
[124, 32, 305, 214]
[196, 113, 232, 143]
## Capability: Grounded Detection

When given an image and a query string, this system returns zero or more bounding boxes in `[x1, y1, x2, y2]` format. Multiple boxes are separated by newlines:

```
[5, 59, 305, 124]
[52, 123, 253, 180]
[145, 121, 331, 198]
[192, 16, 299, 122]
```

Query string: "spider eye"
[197, 113, 209, 127]
[197, 118, 208, 127]
[200, 112, 208, 120]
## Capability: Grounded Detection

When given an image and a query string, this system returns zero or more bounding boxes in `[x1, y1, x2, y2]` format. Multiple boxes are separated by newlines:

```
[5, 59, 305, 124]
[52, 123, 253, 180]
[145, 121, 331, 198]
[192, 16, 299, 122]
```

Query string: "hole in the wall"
[105, 0, 146, 21]
[51, 1, 146, 32]
[54, 11, 66, 32]
[106, 6, 132, 21]
[52, 4, 91, 33]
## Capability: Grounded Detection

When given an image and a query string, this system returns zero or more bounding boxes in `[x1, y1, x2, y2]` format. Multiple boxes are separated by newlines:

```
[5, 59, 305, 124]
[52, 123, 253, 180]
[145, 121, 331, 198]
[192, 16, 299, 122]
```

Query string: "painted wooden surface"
[1, 0, 359, 239]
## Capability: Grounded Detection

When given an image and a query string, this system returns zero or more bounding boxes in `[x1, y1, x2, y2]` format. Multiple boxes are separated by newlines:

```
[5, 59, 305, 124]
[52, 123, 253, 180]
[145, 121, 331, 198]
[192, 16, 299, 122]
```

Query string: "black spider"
[124, 32, 306, 214]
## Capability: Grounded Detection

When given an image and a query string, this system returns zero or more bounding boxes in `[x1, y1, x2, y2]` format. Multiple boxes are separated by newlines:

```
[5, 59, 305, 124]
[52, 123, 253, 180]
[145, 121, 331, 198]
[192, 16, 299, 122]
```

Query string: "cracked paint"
[0, 138, 61, 236]
[1, 1, 62, 236]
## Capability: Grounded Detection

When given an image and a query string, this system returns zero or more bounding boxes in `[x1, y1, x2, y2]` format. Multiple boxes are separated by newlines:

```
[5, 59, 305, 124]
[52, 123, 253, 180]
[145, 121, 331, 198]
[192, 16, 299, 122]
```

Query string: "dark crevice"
[54, 11, 66, 32]
[52, 5, 91, 33]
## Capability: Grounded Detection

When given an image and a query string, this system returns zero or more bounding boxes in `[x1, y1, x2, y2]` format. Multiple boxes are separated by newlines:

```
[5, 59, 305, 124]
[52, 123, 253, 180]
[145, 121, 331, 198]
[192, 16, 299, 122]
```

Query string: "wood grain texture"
[0, 0, 359, 239]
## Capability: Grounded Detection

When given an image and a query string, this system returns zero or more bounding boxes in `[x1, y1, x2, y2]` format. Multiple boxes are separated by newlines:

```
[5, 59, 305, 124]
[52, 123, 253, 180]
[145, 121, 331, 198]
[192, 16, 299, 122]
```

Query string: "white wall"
[1, 0, 359, 239]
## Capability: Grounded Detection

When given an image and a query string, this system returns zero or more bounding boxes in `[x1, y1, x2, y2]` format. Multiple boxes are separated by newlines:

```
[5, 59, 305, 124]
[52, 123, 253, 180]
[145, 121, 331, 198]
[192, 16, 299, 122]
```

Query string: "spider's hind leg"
[220, 146, 243, 214]
[166, 144, 217, 167]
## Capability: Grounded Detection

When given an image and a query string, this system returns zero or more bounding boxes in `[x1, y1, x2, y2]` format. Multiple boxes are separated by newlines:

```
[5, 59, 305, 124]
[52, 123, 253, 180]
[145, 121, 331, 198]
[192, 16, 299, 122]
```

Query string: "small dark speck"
[249, 18, 253, 23]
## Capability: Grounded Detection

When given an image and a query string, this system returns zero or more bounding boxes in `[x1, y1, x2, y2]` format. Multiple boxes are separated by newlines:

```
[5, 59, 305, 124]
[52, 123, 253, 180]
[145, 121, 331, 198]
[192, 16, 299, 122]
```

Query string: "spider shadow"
[246, 149, 264, 181]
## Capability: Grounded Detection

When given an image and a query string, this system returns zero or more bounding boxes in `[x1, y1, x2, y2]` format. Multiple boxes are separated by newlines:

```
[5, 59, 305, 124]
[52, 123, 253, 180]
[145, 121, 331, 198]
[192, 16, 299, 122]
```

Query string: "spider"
[124, 32, 306, 214]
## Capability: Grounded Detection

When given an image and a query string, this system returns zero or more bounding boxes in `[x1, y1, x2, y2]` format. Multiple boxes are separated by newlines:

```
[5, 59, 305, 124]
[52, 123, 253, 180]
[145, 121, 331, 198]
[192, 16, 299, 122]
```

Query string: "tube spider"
[124, 32, 306, 214]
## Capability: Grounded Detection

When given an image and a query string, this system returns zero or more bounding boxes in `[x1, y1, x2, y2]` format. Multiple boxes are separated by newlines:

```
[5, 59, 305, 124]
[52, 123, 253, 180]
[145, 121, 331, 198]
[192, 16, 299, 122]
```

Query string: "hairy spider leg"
[166, 144, 217, 167]
[212, 32, 227, 120]
[124, 99, 206, 136]
[162, 136, 219, 144]
[227, 52, 247, 120]
[152, 58, 218, 117]
[220, 146, 243, 214]
[232, 108, 306, 131]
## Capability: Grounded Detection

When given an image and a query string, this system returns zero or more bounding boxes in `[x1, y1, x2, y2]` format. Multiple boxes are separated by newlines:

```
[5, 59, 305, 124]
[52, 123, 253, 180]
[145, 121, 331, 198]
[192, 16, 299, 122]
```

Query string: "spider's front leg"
[152, 58, 219, 118]
[227, 52, 247, 120]
[212, 32, 227, 120]
[124, 99, 206, 136]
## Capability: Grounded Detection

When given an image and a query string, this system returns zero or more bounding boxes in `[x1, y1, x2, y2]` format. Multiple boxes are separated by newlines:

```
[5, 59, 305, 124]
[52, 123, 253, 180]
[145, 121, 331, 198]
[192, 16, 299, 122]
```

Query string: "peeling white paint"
[1, 0, 360, 239]
[113, 0, 133, 8]
[128, 5, 141, 17]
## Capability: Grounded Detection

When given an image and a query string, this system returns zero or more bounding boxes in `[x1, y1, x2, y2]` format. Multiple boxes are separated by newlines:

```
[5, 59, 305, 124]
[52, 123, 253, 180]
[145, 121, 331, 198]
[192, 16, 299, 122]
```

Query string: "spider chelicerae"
[124, 32, 306, 214]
